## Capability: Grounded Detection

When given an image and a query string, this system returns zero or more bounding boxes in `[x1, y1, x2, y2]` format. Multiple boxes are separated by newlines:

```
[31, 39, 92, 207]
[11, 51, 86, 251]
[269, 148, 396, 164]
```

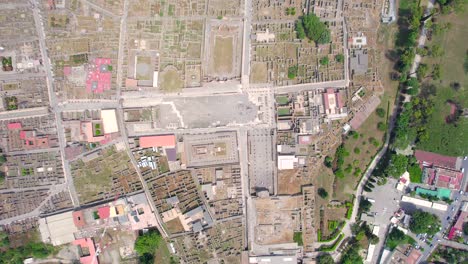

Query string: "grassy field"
[251, 62, 268, 83]
[416, 8, 468, 156]
[213, 36, 233, 75]
[159, 68, 183, 92]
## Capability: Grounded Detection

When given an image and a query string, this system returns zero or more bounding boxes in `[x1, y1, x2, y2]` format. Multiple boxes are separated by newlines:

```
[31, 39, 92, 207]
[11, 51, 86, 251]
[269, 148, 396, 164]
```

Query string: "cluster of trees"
[285, 7, 296, 16]
[409, 210, 441, 235]
[393, 97, 434, 150]
[134, 230, 163, 264]
[351, 222, 379, 245]
[295, 14, 331, 44]
[436, 0, 466, 13]
[317, 253, 334, 264]
[332, 145, 350, 178]
[431, 246, 468, 263]
[0, 239, 56, 264]
[385, 228, 414, 250]
[358, 198, 373, 215]
[363, 176, 377, 192]
[340, 241, 363, 264]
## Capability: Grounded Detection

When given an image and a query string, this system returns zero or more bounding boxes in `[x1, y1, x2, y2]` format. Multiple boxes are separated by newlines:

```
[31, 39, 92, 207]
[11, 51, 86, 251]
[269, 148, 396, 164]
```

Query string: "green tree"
[408, 164, 422, 183]
[135, 230, 162, 256]
[369, 234, 379, 245]
[417, 63, 429, 79]
[386, 228, 407, 250]
[324, 156, 333, 168]
[318, 188, 329, 199]
[430, 45, 444, 57]
[295, 20, 306, 39]
[340, 243, 363, 264]
[359, 198, 372, 213]
[376, 108, 385, 118]
[432, 64, 441, 80]
[335, 54, 344, 63]
[410, 210, 441, 235]
[288, 65, 298, 79]
[377, 122, 387, 131]
[296, 14, 331, 44]
[385, 154, 408, 178]
[317, 253, 334, 264]
[354, 147, 361, 154]
[416, 47, 428, 56]
[320, 56, 329, 66]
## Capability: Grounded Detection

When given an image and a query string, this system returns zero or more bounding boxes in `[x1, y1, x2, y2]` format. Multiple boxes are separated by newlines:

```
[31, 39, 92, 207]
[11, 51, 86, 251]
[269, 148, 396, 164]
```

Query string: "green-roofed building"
[416, 187, 451, 199]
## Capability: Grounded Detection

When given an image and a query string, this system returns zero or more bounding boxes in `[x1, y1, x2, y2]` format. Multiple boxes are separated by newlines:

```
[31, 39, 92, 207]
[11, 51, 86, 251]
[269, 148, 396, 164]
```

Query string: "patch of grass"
[293, 232, 303, 246]
[318, 233, 344, 252]
[212, 36, 233, 75]
[415, 8, 468, 155]
[277, 107, 291, 116]
[276, 96, 289, 105]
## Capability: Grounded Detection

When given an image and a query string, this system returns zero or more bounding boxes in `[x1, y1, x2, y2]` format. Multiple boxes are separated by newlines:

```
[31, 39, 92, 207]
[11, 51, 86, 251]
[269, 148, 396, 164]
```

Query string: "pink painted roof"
[140, 135, 176, 148]
[98, 206, 110, 219]
[72, 238, 98, 264]
[86, 58, 112, 94]
[415, 150, 458, 170]
[19, 131, 26, 140]
[7, 123, 22, 130]
[448, 227, 458, 240]
[337, 91, 344, 109]
[323, 93, 330, 111]
[63, 66, 71, 76]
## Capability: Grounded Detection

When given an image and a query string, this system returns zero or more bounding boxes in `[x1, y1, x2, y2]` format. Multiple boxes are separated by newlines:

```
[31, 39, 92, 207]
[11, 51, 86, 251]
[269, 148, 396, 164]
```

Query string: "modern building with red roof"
[7, 122, 22, 130]
[72, 238, 98, 264]
[415, 150, 459, 170]
[72, 211, 86, 228]
[139, 134, 176, 148]
[97, 206, 110, 219]
[434, 168, 463, 190]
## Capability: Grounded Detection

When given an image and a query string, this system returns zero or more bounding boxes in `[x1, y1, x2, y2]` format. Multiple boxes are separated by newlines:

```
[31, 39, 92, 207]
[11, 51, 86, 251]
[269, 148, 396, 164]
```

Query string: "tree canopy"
[295, 14, 331, 44]
[384, 154, 408, 178]
[386, 228, 412, 250]
[410, 210, 441, 235]
[318, 188, 328, 199]
[340, 242, 363, 264]
[135, 230, 162, 257]
[317, 253, 334, 264]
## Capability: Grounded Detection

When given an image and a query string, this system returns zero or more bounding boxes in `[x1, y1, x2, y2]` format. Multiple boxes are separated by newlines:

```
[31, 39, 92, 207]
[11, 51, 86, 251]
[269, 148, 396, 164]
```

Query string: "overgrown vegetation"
[0, 233, 56, 264]
[385, 228, 415, 250]
[295, 14, 331, 44]
[288, 65, 298, 79]
[135, 230, 163, 264]
[409, 210, 441, 235]
[293, 232, 303, 246]
[430, 246, 468, 263]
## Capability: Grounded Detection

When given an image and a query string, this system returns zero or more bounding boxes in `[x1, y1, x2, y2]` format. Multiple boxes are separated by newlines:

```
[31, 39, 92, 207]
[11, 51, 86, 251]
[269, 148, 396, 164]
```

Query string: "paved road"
[0, 107, 49, 120]
[32, 0, 80, 207]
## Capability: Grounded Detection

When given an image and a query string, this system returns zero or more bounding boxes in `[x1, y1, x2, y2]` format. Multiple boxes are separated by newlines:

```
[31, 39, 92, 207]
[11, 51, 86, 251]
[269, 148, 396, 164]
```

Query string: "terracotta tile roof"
[415, 150, 458, 170]
[139, 135, 176, 148]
